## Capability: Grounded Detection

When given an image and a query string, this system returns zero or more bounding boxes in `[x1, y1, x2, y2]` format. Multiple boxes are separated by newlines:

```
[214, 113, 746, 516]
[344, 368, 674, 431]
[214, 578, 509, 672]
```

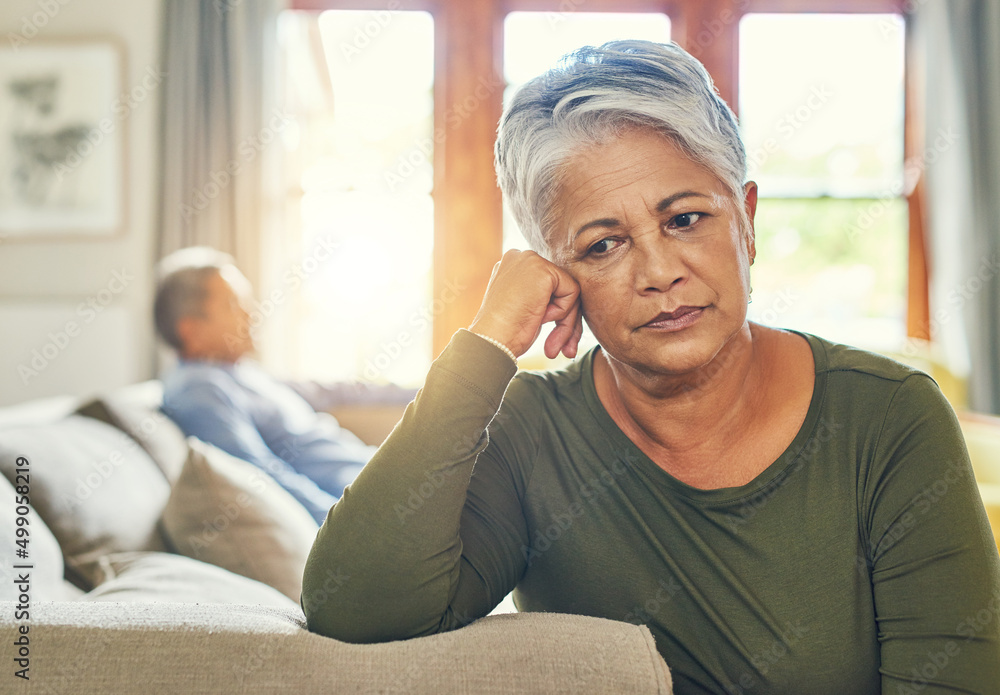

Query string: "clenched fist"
[468, 250, 584, 360]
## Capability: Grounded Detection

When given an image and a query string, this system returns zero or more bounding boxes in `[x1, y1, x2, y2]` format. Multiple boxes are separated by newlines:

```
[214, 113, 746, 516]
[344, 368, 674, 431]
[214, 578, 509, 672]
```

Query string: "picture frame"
[0, 39, 125, 239]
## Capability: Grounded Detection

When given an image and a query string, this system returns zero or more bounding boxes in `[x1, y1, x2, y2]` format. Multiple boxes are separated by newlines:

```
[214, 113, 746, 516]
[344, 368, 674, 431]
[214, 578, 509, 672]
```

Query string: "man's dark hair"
[153, 247, 235, 351]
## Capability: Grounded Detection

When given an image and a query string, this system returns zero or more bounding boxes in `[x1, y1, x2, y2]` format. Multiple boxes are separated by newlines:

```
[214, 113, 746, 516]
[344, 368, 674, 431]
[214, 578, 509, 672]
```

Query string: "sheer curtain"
[155, 0, 284, 292]
[917, 1, 1000, 414]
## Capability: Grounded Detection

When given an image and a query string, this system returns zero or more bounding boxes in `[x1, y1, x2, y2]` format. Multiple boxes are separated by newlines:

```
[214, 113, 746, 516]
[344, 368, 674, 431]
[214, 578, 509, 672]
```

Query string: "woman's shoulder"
[790, 330, 931, 385]
[783, 330, 956, 434]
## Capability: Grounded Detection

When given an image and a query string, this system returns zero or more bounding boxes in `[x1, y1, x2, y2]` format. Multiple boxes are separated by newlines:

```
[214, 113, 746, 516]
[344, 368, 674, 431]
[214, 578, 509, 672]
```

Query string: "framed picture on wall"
[0, 40, 125, 239]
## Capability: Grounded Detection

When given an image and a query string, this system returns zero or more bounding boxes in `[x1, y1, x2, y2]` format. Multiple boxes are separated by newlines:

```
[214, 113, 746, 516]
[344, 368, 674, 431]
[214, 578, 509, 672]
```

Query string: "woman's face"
[550, 127, 757, 377]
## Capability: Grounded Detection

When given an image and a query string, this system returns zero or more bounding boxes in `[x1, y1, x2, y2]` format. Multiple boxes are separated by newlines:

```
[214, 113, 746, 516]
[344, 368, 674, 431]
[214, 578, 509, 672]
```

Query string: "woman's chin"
[601, 343, 709, 380]
[600, 325, 745, 381]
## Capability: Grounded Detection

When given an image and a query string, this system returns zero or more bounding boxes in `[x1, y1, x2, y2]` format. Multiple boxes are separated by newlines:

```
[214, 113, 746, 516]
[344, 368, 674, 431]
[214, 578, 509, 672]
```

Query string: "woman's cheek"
[577, 283, 608, 335]
[579, 272, 634, 336]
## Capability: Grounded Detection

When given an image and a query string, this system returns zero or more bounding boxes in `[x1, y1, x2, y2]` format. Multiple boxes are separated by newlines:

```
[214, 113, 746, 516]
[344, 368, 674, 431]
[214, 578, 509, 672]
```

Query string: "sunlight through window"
[279, 10, 434, 385]
[740, 13, 907, 350]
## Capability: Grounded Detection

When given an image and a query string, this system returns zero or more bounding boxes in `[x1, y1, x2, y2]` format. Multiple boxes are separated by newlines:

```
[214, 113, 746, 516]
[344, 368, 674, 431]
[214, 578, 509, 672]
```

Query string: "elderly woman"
[303, 41, 1000, 692]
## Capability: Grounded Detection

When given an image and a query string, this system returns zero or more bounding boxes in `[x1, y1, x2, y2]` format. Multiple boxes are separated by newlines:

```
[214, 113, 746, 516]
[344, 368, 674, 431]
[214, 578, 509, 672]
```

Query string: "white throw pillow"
[0, 474, 72, 600]
[159, 439, 319, 602]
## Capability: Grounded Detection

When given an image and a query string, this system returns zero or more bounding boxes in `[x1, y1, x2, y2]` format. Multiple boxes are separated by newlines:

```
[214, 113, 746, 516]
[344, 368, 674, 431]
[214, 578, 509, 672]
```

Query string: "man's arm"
[164, 381, 337, 524]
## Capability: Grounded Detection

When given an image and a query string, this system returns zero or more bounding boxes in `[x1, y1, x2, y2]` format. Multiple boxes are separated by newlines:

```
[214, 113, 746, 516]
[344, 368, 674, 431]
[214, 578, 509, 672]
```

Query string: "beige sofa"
[0, 382, 672, 694]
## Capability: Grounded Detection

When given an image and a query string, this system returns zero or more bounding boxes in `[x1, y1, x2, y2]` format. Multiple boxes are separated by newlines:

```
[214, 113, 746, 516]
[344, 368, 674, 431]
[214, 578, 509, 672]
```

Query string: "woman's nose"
[634, 237, 685, 294]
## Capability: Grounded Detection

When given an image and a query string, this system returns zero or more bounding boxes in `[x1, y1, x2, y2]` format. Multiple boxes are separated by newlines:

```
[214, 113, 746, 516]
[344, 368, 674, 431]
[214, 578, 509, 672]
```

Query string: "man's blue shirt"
[162, 359, 375, 524]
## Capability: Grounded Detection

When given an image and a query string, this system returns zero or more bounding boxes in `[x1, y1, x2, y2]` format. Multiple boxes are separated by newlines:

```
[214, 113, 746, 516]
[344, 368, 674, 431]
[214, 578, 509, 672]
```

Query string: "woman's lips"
[640, 306, 705, 332]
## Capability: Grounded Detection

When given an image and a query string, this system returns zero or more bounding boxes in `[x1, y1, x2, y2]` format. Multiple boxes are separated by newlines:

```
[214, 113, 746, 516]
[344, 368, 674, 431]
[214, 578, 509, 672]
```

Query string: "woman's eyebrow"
[655, 190, 710, 213]
[573, 191, 711, 240]
[574, 217, 620, 240]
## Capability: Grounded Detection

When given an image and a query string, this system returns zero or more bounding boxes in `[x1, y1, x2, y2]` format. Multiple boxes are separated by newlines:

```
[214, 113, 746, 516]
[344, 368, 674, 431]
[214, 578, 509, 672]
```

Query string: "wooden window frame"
[290, 0, 928, 354]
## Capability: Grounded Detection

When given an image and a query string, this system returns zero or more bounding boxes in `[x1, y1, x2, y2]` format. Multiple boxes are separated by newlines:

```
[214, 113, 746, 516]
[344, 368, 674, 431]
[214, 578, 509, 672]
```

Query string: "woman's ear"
[743, 181, 758, 264]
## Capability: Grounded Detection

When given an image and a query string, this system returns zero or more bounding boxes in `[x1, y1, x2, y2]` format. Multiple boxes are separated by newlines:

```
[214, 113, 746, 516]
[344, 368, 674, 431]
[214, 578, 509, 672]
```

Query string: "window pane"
[503, 12, 672, 87]
[279, 10, 434, 385]
[501, 12, 670, 368]
[740, 14, 904, 197]
[747, 198, 907, 350]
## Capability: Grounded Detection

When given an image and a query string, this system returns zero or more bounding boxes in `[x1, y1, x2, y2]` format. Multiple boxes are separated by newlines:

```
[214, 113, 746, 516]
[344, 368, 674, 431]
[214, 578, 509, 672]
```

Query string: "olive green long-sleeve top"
[303, 329, 1000, 694]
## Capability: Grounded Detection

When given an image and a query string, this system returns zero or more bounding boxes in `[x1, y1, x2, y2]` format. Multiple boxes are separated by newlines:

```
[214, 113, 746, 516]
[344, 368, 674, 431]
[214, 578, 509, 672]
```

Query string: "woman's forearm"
[301, 330, 518, 642]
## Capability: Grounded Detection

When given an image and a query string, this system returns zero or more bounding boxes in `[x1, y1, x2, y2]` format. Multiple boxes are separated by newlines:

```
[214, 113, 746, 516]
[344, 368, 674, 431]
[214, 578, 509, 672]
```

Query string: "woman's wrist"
[466, 317, 524, 358]
[468, 331, 518, 366]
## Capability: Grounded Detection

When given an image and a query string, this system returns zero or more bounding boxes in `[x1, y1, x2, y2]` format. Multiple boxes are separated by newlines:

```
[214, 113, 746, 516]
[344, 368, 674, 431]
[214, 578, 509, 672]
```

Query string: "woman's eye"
[588, 238, 621, 256]
[671, 212, 703, 229]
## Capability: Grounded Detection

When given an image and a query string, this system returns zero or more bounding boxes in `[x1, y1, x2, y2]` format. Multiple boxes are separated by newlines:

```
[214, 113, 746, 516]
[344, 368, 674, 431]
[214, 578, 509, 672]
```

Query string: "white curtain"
[917, 1, 1000, 414]
[155, 0, 284, 292]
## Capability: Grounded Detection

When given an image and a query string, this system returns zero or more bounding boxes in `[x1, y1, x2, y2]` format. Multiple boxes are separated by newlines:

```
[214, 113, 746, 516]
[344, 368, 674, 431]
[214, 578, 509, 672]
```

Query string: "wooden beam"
[903, 11, 930, 339]
[675, 0, 741, 111]
[501, 0, 668, 10]
[432, 0, 505, 355]
[292, 0, 438, 11]
[744, 0, 905, 12]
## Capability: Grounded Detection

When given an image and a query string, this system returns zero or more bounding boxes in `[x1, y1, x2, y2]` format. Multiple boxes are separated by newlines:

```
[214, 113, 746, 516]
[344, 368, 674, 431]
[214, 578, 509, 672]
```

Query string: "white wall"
[0, 0, 163, 407]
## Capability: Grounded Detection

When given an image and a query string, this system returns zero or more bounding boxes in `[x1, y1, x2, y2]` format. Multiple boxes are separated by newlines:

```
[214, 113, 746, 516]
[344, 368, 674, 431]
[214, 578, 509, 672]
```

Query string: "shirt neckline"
[577, 330, 830, 503]
[177, 358, 244, 371]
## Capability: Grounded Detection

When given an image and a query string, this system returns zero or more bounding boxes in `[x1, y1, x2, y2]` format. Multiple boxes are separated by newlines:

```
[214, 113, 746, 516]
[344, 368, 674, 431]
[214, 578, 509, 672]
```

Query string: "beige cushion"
[0, 474, 71, 601]
[0, 602, 672, 694]
[0, 415, 170, 588]
[80, 551, 299, 609]
[76, 392, 188, 483]
[160, 439, 318, 601]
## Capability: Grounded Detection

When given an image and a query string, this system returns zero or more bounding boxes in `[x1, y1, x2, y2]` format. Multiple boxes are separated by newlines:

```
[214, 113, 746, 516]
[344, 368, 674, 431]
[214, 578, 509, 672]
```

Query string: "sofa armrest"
[285, 379, 416, 446]
[2, 601, 671, 694]
[326, 403, 408, 446]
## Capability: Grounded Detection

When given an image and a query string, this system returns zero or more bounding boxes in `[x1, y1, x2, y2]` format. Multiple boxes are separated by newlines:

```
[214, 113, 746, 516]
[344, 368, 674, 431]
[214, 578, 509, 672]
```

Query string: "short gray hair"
[153, 247, 235, 351]
[495, 40, 747, 256]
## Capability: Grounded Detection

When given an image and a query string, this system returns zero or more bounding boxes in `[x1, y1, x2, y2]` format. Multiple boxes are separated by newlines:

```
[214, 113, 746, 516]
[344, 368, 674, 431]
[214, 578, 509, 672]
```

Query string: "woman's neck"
[593, 323, 764, 461]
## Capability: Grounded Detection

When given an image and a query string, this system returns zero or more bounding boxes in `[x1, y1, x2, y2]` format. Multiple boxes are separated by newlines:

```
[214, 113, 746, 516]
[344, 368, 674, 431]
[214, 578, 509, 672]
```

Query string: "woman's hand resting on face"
[468, 249, 584, 360]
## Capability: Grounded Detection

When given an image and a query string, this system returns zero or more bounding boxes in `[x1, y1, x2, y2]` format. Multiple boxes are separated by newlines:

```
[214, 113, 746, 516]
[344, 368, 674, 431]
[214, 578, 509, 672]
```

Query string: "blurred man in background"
[154, 247, 411, 524]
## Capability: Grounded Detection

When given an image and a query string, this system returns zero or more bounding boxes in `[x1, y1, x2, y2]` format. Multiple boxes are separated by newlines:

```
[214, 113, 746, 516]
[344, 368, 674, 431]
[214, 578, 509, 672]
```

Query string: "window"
[740, 13, 907, 349]
[283, 0, 922, 380]
[277, 10, 435, 384]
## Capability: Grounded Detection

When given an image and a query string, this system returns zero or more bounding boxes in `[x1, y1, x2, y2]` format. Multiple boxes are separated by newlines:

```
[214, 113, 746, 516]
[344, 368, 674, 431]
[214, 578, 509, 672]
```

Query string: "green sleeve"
[301, 329, 526, 642]
[863, 374, 1000, 692]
